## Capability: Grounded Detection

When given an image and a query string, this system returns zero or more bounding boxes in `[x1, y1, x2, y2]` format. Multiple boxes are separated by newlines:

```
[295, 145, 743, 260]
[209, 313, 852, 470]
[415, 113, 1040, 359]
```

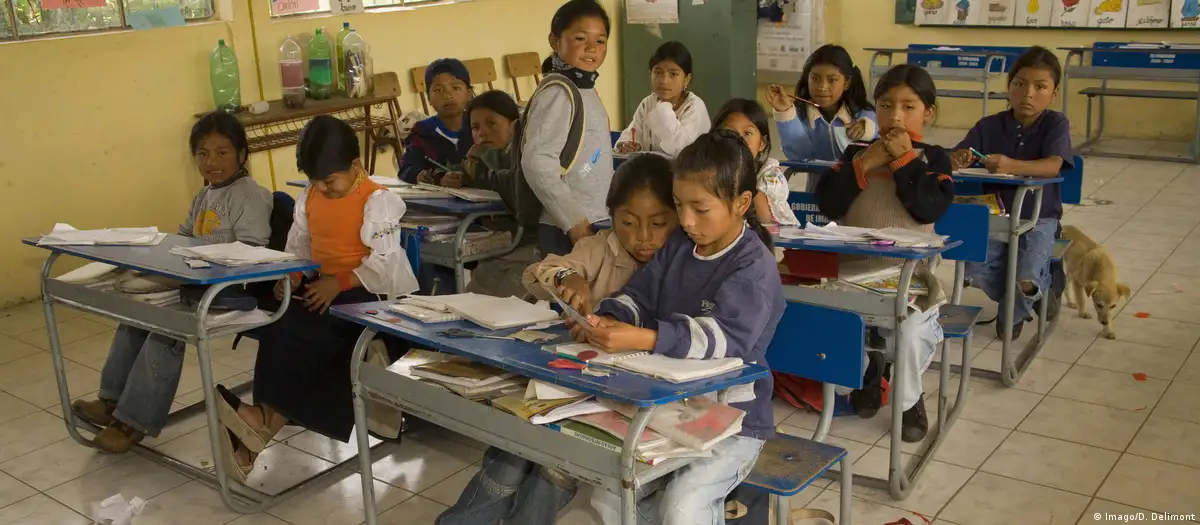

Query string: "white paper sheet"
[626, 0, 678, 24]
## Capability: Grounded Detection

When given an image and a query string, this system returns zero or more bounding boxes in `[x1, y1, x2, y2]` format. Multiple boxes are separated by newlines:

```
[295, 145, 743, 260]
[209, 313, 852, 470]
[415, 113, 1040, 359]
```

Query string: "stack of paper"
[39, 224, 166, 246]
[607, 354, 744, 383]
[605, 397, 746, 451]
[388, 297, 463, 323]
[492, 394, 590, 422]
[529, 398, 611, 425]
[956, 167, 1016, 179]
[400, 213, 463, 234]
[447, 295, 560, 330]
[385, 349, 453, 378]
[369, 176, 409, 187]
[56, 262, 120, 284]
[779, 222, 945, 247]
[411, 359, 525, 400]
[170, 242, 297, 267]
[389, 186, 454, 199]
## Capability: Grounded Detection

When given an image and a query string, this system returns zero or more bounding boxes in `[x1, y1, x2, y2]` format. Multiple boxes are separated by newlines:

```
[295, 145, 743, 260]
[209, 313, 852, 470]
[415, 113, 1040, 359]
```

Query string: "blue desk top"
[404, 198, 508, 215]
[774, 237, 962, 260]
[951, 173, 1063, 187]
[22, 235, 319, 285]
[331, 301, 769, 407]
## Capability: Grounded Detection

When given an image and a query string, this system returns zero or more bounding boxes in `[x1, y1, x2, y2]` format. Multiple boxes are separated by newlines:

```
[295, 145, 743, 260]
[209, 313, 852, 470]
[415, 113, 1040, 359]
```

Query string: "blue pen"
[968, 147, 988, 160]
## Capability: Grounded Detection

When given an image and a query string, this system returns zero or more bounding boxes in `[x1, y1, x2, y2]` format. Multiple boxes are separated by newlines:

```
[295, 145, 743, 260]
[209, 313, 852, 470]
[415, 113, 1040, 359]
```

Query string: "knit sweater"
[615, 92, 710, 157]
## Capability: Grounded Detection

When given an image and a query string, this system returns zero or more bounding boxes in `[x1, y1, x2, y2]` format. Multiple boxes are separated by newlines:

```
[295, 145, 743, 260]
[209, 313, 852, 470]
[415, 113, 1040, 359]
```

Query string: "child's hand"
[440, 172, 465, 188]
[565, 314, 602, 343]
[416, 170, 437, 184]
[585, 317, 656, 352]
[882, 127, 913, 158]
[766, 84, 793, 113]
[558, 273, 592, 315]
[846, 119, 868, 140]
[615, 141, 642, 154]
[984, 154, 1013, 174]
[951, 149, 976, 171]
[466, 144, 484, 161]
[301, 276, 341, 313]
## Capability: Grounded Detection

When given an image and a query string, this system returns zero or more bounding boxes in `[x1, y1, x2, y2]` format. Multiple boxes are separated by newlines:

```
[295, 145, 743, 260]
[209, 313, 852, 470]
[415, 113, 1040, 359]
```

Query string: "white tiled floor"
[2, 134, 1200, 523]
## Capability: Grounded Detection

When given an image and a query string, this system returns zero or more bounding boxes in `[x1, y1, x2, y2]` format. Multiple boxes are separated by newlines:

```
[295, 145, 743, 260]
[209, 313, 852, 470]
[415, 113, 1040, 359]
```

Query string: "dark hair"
[796, 44, 873, 115]
[605, 153, 674, 216]
[873, 64, 938, 110]
[296, 115, 360, 181]
[550, 0, 610, 37]
[466, 90, 521, 123]
[425, 58, 471, 93]
[1008, 45, 1062, 88]
[711, 98, 772, 167]
[648, 40, 693, 75]
[190, 111, 249, 169]
[674, 129, 773, 250]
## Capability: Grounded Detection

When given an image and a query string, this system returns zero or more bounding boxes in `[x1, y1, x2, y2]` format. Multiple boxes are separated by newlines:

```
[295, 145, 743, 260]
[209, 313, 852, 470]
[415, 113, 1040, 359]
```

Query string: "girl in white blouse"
[614, 41, 710, 157]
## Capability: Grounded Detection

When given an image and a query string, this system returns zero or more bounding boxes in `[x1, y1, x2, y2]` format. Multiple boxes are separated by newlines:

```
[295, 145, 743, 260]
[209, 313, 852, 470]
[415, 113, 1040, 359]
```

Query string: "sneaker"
[850, 352, 885, 419]
[901, 395, 929, 443]
[71, 398, 117, 428]
[92, 421, 144, 454]
[997, 319, 1023, 341]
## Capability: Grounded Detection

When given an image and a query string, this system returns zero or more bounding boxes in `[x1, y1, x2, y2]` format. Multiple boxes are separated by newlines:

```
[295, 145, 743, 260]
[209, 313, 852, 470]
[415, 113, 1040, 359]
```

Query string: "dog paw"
[1103, 332, 1116, 340]
[1080, 312, 1093, 319]
[1066, 301, 1077, 308]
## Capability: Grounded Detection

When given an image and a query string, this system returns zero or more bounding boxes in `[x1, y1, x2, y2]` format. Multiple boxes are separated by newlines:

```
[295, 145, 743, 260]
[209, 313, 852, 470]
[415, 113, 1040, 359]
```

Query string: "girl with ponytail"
[573, 129, 785, 525]
[767, 44, 878, 190]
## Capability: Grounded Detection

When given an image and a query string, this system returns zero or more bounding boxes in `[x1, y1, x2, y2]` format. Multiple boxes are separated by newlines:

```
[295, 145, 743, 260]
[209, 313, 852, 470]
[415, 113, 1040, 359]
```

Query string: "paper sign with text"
[271, 0, 319, 16]
[334, 0, 364, 14]
[42, 0, 107, 10]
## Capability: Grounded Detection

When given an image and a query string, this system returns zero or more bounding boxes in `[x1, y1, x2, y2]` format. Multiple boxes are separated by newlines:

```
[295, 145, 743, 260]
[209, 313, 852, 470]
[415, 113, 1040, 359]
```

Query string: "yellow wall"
[822, 0, 1200, 137]
[0, 0, 621, 307]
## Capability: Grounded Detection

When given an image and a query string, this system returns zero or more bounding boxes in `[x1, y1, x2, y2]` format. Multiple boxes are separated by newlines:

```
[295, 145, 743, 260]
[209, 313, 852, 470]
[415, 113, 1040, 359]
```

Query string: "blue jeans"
[590, 435, 765, 525]
[537, 224, 575, 257]
[436, 447, 576, 525]
[966, 218, 1059, 326]
[97, 325, 185, 437]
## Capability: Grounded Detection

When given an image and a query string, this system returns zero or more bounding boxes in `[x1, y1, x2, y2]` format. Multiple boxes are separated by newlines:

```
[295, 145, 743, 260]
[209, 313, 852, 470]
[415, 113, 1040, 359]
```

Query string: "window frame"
[1, 0, 216, 42]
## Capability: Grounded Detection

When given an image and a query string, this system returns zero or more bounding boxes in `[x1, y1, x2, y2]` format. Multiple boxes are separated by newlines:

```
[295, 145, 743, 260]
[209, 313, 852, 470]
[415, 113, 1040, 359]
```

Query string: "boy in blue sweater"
[576, 130, 784, 525]
[398, 58, 474, 183]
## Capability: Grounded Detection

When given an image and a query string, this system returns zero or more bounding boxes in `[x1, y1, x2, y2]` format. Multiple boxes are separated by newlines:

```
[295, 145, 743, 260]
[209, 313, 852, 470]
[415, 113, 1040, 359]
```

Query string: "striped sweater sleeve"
[652, 275, 774, 360]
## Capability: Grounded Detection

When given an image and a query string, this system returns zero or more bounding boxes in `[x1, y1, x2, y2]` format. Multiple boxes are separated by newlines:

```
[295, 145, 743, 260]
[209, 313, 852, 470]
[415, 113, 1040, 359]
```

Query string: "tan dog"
[1061, 225, 1131, 339]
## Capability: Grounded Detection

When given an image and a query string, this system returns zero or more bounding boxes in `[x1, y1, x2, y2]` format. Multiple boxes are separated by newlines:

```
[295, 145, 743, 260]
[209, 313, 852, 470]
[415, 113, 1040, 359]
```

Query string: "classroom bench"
[865, 45, 1026, 118]
[1061, 43, 1200, 164]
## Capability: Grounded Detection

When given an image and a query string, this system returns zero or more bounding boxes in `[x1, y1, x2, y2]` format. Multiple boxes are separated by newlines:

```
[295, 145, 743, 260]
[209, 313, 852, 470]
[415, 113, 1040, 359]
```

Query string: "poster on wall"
[916, 0, 955, 24]
[626, 0, 679, 24]
[1127, 0, 1170, 27]
[757, 0, 816, 72]
[984, 0, 1018, 25]
[1088, 0, 1129, 27]
[271, 0, 320, 16]
[1170, 0, 1200, 27]
[1016, 0, 1054, 24]
[950, 0, 984, 24]
[1052, 0, 1090, 26]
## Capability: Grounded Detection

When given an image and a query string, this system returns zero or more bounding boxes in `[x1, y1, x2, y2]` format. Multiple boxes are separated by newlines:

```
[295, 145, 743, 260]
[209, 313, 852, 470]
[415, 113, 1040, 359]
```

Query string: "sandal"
[218, 428, 256, 484]
[215, 384, 271, 453]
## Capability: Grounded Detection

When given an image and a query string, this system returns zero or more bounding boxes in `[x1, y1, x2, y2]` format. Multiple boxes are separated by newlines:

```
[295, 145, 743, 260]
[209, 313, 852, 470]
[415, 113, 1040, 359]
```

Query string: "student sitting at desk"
[398, 58, 474, 184]
[713, 98, 801, 230]
[576, 130, 785, 525]
[767, 44, 878, 192]
[213, 116, 419, 482]
[614, 41, 710, 157]
[434, 153, 678, 525]
[815, 64, 954, 442]
[951, 46, 1072, 339]
[71, 112, 273, 454]
[523, 0, 614, 256]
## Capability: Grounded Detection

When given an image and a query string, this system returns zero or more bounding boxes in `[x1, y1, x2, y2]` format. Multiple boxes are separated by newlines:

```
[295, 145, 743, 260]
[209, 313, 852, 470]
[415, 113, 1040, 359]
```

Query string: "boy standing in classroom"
[398, 58, 474, 183]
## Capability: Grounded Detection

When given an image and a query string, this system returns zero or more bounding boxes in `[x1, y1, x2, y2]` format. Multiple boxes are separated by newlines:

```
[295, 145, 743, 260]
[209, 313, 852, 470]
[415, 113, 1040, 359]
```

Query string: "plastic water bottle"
[342, 30, 373, 98]
[335, 22, 351, 93]
[308, 28, 334, 100]
[209, 39, 241, 113]
[279, 36, 306, 109]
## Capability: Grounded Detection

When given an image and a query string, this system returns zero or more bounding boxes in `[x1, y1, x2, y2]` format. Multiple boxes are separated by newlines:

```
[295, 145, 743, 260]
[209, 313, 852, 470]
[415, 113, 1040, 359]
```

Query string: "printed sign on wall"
[1016, 0, 1054, 24]
[1170, 0, 1200, 27]
[1088, 0, 1129, 27]
[950, 0, 984, 24]
[1052, 0, 1090, 26]
[1127, 0, 1169, 27]
[916, 0, 955, 25]
[985, 0, 1018, 25]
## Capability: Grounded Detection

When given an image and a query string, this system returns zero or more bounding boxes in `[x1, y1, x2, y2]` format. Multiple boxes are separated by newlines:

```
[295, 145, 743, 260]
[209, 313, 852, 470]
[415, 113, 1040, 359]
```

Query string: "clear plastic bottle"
[209, 39, 241, 113]
[342, 30, 373, 98]
[279, 36, 306, 109]
[308, 28, 334, 100]
[335, 22, 351, 93]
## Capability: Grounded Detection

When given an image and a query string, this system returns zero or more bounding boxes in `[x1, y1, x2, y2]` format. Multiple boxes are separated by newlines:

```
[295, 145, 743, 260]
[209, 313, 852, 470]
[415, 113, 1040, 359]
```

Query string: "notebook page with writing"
[608, 354, 744, 382]
[546, 343, 646, 364]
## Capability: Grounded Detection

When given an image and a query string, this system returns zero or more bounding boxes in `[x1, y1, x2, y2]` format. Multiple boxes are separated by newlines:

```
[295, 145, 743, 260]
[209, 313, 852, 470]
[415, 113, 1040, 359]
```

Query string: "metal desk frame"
[331, 303, 783, 525]
[774, 238, 966, 500]
[23, 236, 350, 514]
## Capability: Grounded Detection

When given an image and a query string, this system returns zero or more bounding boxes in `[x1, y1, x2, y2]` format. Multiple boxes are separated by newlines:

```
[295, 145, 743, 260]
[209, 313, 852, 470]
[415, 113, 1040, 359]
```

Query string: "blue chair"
[610, 130, 622, 147]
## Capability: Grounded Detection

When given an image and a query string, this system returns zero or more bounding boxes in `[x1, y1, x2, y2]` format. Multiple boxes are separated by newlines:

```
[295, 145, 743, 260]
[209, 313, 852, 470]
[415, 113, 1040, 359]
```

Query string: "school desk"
[21, 235, 322, 514]
[330, 302, 793, 525]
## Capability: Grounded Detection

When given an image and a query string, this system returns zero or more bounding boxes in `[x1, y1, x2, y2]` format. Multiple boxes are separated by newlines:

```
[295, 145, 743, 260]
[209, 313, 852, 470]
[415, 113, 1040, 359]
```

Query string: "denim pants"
[97, 324, 185, 437]
[966, 218, 1059, 326]
[537, 224, 575, 257]
[436, 447, 577, 525]
[590, 435, 765, 525]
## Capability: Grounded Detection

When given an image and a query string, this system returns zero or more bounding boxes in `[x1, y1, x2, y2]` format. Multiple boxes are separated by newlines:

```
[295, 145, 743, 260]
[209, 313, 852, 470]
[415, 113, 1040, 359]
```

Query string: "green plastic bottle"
[335, 22, 351, 93]
[209, 39, 241, 113]
[308, 28, 334, 100]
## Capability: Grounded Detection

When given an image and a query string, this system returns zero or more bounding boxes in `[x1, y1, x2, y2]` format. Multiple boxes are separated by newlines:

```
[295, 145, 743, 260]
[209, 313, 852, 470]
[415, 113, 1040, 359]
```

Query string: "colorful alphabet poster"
[1127, 0, 1169, 27]
[1016, 0, 1054, 24]
[916, 0, 955, 25]
[1052, 0, 1091, 26]
[985, 0, 1018, 25]
[950, 0, 984, 24]
[1170, 0, 1200, 27]
[1088, 0, 1129, 27]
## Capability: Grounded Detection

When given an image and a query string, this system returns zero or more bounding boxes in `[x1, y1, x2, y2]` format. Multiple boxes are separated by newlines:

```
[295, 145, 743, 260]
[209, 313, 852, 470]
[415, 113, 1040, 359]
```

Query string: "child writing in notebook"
[951, 46, 1073, 339]
[398, 58, 474, 183]
[614, 40, 710, 157]
[574, 129, 785, 525]
[767, 44, 877, 191]
[713, 98, 801, 230]
[435, 153, 678, 525]
[815, 64, 954, 443]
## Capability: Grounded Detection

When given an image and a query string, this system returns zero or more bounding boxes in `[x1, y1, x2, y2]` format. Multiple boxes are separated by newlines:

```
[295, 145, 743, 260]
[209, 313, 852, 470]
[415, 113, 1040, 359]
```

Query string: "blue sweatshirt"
[775, 103, 878, 162]
[397, 116, 473, 183]
[595, 227, 784, 440]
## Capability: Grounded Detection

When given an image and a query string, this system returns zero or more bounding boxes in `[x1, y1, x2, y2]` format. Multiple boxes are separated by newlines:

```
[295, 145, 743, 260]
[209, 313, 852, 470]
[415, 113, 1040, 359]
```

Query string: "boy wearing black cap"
[398, 58, 475, 183]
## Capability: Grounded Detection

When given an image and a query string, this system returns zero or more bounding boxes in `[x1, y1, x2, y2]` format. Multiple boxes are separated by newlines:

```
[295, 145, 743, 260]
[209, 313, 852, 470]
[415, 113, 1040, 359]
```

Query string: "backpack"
[496, 73, 587, 228]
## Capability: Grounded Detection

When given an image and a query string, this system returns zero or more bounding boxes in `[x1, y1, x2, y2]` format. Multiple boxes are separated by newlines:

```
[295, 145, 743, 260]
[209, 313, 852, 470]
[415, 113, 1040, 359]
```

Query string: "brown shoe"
[92, 422, 144, 454]
[71, 398, 117, 428]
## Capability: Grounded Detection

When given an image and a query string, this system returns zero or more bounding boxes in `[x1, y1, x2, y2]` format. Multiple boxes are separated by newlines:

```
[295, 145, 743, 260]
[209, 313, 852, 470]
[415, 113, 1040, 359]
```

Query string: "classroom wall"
[820, 0, 1200, 139]
[0, 0, 622, 307]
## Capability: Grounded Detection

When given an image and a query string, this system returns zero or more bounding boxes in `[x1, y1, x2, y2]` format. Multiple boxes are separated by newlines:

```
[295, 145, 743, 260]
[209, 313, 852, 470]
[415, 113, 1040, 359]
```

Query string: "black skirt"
[254, 286, 402, 442]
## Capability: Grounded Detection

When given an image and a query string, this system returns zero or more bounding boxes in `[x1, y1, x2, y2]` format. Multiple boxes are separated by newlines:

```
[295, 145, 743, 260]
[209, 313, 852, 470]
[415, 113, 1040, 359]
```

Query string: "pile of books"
[409, 358, 527, 401]
[39, 224, 167, 247]
[170, 242, 297, 267]
[779, 222, 947, 248]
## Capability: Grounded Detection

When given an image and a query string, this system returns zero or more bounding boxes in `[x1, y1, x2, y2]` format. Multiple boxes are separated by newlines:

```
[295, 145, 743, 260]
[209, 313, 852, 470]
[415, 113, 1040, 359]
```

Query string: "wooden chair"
[411, 58, 498, 114]
[504, 52, 542, 103]
[410, 66, 430, 114]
